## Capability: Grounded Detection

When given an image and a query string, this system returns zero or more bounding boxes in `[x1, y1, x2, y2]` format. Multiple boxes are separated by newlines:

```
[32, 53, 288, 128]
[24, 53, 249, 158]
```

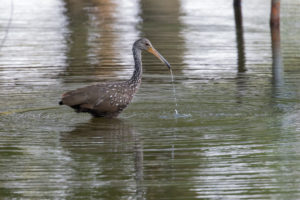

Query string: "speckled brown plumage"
[59, 38, 171, 118]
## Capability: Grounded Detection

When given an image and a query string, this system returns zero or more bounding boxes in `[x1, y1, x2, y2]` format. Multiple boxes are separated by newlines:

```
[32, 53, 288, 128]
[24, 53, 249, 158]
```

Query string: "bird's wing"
[61, 84, 106, 107]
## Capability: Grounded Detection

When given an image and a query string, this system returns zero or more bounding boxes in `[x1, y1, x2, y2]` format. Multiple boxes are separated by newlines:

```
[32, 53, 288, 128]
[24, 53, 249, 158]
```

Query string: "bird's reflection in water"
[60, 118, 144, 199]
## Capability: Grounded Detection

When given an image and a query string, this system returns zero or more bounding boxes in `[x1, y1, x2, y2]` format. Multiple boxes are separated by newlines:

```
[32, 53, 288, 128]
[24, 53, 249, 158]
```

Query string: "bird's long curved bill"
[147, 47, 171, 70]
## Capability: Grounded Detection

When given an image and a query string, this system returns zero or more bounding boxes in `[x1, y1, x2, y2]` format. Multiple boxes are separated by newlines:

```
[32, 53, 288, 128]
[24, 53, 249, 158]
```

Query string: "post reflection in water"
[271, 22, 284, 89]
[60, 118, 145, 199]
[140, 0, 184, 75]
[63, 0, 140, 82]
[64, 0, 90, 70]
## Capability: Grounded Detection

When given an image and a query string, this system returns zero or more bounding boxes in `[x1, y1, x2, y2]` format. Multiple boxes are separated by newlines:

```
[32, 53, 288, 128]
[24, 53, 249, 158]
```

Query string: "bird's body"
[60, 80, 141, 117]
[59, 38, 170, 118]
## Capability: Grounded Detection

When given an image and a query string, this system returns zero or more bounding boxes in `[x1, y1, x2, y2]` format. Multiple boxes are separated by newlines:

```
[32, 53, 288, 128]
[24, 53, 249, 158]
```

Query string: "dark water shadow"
[60, 118, 145, 199]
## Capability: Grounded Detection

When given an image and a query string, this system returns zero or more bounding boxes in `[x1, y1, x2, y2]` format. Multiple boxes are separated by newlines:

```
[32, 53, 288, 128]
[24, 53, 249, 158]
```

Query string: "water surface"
[1, 0, 300, 199]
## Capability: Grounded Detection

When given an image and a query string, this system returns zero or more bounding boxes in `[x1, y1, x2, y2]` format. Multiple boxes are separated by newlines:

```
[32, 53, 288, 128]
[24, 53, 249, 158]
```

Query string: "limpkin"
[59, 38, 171, 118]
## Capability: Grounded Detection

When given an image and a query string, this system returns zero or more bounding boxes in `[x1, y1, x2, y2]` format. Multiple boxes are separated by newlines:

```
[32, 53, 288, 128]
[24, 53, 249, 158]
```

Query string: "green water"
[1, 0, 300, 199]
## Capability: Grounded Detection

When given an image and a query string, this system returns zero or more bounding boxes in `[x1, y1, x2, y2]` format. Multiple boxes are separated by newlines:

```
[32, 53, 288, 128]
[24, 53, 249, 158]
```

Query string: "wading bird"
[59, 38, 171, 118]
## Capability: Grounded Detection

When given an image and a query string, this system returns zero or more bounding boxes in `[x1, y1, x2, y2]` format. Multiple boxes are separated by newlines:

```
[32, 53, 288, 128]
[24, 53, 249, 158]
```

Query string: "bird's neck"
[128, 47, 142, 85]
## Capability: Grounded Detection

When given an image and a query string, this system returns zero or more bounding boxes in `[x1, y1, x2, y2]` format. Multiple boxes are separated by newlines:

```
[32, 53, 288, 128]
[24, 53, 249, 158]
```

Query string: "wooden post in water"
[233, 0, 241, 8]
[233, 0, 246, 72]
[270, 0, 280, 28]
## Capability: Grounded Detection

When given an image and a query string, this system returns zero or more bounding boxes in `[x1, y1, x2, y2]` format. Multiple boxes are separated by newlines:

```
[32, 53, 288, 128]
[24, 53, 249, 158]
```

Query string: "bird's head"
[134, 38, 171, 70]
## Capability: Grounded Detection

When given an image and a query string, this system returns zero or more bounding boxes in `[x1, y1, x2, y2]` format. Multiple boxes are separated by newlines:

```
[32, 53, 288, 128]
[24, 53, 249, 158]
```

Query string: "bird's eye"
[145, 43, 150, 46]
